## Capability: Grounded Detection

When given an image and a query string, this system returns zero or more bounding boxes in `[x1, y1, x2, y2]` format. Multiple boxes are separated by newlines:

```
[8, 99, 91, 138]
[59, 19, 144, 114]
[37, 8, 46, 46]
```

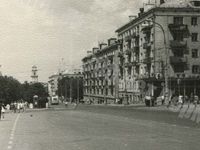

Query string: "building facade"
[48, 74, 61, 97]
[115, 0, 200, 103]
[82, 38, 120, 104]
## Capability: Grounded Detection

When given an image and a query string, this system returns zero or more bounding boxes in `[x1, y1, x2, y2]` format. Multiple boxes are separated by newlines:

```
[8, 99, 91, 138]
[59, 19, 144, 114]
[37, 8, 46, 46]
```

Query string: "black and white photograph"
[0, 0, 200, 149]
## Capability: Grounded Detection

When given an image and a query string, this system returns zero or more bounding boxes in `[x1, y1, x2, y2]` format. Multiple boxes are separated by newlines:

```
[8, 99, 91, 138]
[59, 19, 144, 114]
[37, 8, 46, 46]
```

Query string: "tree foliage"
[58, 76, 83, 102]
[0, 76, 48, 104]
[0, 76, 21, 103]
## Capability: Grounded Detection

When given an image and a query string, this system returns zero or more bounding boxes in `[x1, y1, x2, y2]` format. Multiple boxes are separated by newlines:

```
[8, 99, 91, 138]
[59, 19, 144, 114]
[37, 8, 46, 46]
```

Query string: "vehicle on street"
[51, 95, 59, 105]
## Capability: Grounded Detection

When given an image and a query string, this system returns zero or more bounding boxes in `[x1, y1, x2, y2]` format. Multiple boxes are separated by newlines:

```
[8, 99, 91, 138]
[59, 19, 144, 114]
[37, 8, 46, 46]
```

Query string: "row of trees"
[0, 76, 48, 104]
[57, 76, 83, 103]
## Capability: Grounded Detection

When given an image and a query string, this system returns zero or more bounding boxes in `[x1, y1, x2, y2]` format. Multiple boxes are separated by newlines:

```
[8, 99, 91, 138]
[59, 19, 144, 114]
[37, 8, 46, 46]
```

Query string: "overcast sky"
[0, 0, 148, 83]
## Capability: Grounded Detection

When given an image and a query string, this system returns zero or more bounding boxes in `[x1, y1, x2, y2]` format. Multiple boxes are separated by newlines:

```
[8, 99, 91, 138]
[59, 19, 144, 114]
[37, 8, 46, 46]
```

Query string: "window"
[128, 67, 131, 76]
[174, 49, 184, 57]
[192, 49, 199, 58]
[191, 17, 198, 26]
[192, 65, 200, 74]
[190, 1, 200, 7]
[174, 64, 184, 73]
[192, 33, 198, 41]
[174, 17, 183, 25]
[174, 33, 184, 41]
[105, 88, 108, 95]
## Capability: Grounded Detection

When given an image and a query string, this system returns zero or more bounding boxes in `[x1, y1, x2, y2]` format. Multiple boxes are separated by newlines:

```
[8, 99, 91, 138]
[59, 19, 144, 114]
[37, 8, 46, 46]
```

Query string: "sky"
[0, 0, 148, 83]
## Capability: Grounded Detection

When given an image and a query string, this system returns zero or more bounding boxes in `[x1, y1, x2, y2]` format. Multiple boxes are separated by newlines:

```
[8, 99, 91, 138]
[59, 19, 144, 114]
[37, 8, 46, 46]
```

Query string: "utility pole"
[70, 77, 72, 103]
[146, 19, 169, 102]
[64, 79, 67, 101]
[77, 77, 79, 104]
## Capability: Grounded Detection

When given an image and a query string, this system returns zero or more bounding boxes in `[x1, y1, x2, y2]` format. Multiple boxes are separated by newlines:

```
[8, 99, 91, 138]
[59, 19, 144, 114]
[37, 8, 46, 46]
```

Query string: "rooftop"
[116, 0, 200, 33]
[160, 0, 195, 8]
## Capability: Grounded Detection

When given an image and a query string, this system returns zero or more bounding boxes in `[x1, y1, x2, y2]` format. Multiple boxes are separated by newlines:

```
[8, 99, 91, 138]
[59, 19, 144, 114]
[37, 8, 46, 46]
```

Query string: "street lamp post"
[146, 19, 169, 102]
[69, 77, 72, 103]
[77, 76, 79, 104]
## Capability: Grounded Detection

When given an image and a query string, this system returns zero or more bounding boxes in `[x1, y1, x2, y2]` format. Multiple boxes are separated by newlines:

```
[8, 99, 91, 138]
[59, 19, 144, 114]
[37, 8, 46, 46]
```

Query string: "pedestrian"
[178, 95, 183, 105]
[1, 104, 5, 119]
[6, 104, 10, 111]
[0, 102, 2, 120]
[161, 95, 165, 105]
[188, 93, 194, 108]
[17, 102, 20, 113]
[21, 101, 25, 112]
[194, 95, 198, 107]
[14, 102, 17, 113]
[65, 101, 68, 107]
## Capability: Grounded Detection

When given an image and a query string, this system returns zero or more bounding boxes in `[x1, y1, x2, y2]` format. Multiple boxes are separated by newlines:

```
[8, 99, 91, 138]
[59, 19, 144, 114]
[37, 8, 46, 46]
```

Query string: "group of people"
[0, 101, 29, 120]
[0, 103, 6, 120]
[11, 101, 28, 113]
[170, 94, 200, 107]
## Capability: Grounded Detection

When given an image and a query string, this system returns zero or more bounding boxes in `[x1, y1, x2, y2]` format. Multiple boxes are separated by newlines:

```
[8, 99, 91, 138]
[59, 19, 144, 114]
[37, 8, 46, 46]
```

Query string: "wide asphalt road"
[0, 104, 200, 150]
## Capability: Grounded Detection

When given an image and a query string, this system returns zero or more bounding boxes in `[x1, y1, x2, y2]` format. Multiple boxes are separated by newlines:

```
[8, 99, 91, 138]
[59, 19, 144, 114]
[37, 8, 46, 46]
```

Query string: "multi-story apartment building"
[82, 38, 120, 104]
[48, 74, 61, 97]
[115, 0, 200, 103]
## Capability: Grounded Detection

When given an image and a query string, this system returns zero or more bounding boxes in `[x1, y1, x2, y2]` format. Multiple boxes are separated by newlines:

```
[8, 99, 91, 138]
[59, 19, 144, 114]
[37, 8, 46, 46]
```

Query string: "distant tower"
[31, 65, 38, 83]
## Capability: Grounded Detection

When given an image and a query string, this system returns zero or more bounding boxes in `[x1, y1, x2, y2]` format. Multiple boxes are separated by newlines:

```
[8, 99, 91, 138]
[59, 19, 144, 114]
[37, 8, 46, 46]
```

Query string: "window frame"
[174, 17, 183, 25]
[191, 33, 198, 42]
[174, 64, 184, 73]
[192, 65, 200, 74]
[192, 49, 199, 58]
[191, 17, 198, 26]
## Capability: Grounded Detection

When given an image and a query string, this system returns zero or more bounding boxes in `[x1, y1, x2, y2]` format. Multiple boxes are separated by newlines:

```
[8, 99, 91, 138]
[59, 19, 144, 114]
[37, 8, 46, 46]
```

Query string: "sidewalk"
[82, 103, 187, 113]
[92, 103, 145, 107]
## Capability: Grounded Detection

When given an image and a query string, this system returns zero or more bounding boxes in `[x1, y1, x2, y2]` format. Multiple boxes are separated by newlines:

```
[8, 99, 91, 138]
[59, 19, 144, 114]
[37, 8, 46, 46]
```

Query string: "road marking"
[12, 114, 20, 133]
[8, 141, 13, 144]
[7, 114, 20, 149]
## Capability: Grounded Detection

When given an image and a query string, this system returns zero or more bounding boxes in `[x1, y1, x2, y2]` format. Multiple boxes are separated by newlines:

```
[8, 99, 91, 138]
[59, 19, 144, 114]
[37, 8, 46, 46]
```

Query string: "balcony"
[117, 39, 123, 44]
[125, 49, 131, 55]
[170, 40, 187, 48]
[136, 74, 150, 80]
[168, 24, 188, 32]
[170, 56, 187, 64]
[131, 60, 139, 66]
[124, 62, 132, 68]
[98, 73, 103, 78]
[134, 45, 140, 53]
[107, 54, 114, 59]
[131, 32, 136, 38]
[141, 25, 153, 34]
[143, 57, 153, 64]
[132, 57, 139, 64]
[125, 35, 132, 42]
[108, 80, 113, 86]
[119, 60, 124, 67]
[118, 51, 124, 57]
[143, 42, 151, 49]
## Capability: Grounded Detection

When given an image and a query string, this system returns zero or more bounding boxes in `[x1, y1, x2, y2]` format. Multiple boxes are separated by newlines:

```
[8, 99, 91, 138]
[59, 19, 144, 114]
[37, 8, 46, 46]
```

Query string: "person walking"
[1, 104, 5, 119]
[194, 95, 198, 107]
[0, 102, 2, 120]
[13, 102, 17, 113]
[17, 102, 20, 113]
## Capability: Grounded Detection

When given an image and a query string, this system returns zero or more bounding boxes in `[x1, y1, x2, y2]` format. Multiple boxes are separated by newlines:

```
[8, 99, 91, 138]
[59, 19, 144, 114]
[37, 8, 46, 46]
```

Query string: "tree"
[21, 82, 48, 103]
[0, 76, 21, 104]
[0, 76, 48, 105]
[58, 76, 83, 103]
